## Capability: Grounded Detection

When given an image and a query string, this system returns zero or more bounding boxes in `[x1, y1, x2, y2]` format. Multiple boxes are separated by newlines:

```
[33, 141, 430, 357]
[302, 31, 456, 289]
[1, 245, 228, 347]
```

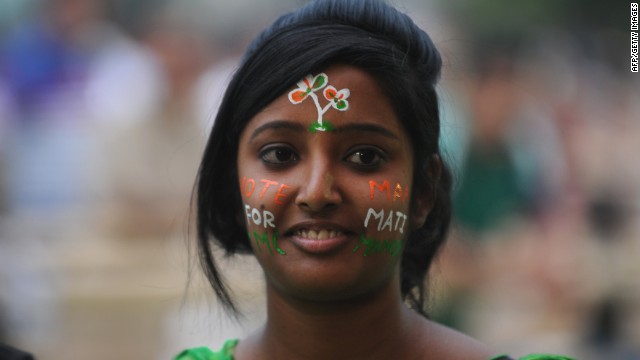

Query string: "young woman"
[175, 1, 574, 359]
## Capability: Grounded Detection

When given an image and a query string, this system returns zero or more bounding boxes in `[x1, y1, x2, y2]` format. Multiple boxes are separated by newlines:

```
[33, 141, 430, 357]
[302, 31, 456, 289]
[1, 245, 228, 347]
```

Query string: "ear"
[411, 155, 442, 229]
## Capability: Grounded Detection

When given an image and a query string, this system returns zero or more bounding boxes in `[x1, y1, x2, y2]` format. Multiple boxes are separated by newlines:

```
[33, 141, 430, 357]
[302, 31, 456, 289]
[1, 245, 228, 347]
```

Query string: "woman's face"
[237, 65, 427, 302]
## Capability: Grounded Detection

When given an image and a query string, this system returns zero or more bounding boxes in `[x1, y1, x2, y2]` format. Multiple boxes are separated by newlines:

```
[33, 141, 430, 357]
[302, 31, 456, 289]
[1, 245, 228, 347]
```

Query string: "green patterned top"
[174, 339, 575, 360]
[174, 339, 238, 360]
[489, 355, 575, 360]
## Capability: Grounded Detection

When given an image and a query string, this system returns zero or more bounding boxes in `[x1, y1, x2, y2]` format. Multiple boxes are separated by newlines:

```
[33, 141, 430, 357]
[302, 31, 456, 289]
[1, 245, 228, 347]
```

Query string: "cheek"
[242, 203, 277, 230]
[363, 179, 411, 232]
[239, 176, 292, 207]
[354, 179, 411, 257]
[239, 176, 292, 255]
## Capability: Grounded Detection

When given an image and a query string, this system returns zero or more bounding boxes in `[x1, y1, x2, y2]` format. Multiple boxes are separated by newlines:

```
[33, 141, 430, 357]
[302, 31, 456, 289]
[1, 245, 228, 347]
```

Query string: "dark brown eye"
[260, 146, 298, 164]
[344, 148, 384, 168]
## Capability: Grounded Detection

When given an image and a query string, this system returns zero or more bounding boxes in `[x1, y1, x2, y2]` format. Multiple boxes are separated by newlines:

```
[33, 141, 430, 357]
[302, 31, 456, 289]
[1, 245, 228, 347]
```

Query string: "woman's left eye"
[344, 148, 385, 168]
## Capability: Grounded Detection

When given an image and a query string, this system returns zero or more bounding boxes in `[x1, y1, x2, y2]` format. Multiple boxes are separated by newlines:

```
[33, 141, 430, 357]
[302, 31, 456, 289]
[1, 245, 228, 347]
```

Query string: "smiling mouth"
[286, 225, 354, 254]
[293, 229, 344, 240]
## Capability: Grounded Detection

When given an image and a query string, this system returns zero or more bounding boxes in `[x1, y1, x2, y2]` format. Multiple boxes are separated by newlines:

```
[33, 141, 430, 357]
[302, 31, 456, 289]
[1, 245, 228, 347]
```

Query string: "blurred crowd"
[0, 0, 637, 359]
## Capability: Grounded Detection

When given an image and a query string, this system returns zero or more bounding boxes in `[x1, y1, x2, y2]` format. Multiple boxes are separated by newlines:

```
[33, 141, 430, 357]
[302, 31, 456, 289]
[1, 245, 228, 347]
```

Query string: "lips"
[293, 229, 343, 240]
[285, 222, 355, 254]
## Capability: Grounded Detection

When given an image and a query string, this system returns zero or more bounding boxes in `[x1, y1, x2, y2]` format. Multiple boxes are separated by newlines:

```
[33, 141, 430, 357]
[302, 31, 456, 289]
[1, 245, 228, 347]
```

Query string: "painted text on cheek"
[243, 205, 285, 256]
[353, 180, 409, 257]
[364, 208, 408, 234]
[244, 204, 275, 229]
[369, 180, 409, 203]
[251, 230, 286, 256]
[240, 176, 289, 256]
[353, 235, 402, 257]
[240, 177, 291, 205]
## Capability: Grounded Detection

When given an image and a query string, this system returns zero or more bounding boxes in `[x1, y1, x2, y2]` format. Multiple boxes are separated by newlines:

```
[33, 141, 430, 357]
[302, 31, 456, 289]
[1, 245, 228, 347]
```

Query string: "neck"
[258, 277, 419, 360]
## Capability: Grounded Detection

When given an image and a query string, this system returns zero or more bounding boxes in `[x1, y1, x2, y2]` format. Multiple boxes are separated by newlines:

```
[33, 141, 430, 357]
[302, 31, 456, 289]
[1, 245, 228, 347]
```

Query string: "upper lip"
[283, 221, 354, 237]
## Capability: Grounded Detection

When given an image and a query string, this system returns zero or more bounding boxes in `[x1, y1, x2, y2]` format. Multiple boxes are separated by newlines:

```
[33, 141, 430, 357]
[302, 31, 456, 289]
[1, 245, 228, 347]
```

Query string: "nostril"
[296, 189, 342, 212]
[296, 198, 340, 213]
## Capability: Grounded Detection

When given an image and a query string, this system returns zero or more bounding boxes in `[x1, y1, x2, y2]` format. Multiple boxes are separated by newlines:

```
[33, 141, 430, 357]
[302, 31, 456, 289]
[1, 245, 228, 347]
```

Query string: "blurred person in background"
[0, 0, 126, 214]
[452, 51, 538, 235]
[93, 3, 211, 239]
[0, 0, 198, 358]
[0, 0, 133, 351]
[435, 45, 555, 332]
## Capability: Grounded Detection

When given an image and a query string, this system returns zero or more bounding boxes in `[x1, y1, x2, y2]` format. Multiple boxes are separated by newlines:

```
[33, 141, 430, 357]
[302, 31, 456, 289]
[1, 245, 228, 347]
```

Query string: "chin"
[266, 259, 399, 304]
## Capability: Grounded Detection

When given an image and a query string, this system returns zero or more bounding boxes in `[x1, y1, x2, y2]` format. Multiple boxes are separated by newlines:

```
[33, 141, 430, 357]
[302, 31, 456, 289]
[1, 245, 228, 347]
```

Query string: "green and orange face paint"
[248, 72, 409, 258]
[241, 176, 409, 258]
[287, 73, 350, 132]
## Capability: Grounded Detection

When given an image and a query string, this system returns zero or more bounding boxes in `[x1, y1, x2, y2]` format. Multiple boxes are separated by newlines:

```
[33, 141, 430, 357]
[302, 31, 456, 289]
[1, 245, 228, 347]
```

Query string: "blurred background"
[0, 0, 637, 359]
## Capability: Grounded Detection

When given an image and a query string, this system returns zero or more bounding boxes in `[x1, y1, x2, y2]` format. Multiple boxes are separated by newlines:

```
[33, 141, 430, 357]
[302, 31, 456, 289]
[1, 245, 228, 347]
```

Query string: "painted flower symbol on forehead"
[288, 73, 327, 103]
[288, 73, 350, 133]
[324, 86, 350, 111]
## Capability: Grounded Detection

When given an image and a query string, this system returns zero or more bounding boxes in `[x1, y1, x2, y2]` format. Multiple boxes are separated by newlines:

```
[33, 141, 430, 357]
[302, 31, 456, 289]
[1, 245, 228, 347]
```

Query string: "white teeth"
[294, 229, 343, 240]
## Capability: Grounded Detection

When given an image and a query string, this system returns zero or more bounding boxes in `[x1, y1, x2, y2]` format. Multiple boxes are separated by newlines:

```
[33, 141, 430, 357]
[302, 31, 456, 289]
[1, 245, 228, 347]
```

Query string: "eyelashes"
[260, 145, 298, 165]
[343, 147, 386, 169]
[259, 144, 386, 170]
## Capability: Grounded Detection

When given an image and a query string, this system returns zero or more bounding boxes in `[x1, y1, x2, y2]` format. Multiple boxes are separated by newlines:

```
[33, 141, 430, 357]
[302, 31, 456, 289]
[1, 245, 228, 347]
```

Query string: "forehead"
[243, 65, 404, 136]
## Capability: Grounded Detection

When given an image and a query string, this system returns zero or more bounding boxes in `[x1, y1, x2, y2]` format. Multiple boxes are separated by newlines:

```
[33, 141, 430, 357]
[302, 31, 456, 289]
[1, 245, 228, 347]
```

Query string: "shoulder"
[414, 322, 577, 360]
[173, 339, 238, 360]
[408, 316, 492, 360]
[414, 319, 495, 360]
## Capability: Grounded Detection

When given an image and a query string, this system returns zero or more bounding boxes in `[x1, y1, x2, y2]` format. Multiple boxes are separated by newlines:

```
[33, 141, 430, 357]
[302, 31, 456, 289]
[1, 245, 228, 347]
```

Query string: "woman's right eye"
[260, 146, 298, 165]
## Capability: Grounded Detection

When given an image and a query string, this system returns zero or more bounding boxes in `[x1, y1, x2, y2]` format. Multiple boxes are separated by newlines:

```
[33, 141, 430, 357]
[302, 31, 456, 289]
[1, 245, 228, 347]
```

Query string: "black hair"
[196, 0, 452, 316]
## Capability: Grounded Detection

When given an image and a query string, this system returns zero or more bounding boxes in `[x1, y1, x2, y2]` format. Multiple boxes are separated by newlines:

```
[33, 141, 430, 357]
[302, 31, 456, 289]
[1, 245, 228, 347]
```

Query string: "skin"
[234, 65, 493, 360]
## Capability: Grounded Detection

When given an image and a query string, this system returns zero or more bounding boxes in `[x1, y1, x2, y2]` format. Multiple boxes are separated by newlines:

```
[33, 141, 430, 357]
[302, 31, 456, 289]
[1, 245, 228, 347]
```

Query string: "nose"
[294, 156, 342, 213]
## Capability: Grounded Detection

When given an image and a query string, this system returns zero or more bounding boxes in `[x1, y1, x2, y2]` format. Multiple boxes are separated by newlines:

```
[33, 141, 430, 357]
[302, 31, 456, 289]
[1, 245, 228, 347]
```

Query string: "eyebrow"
[249, 120, 399, 142]
[334, 123, 399, 140]
[250, 121, 307, 141]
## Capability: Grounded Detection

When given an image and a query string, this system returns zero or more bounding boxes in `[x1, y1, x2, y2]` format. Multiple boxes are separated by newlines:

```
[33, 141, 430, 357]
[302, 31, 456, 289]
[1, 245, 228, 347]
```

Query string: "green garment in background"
[453, 141, 527, 234]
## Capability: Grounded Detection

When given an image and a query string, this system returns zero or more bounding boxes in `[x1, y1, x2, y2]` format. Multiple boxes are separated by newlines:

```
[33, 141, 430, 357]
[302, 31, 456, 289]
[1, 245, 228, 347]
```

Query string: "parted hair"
[196, 0, 452, 316]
